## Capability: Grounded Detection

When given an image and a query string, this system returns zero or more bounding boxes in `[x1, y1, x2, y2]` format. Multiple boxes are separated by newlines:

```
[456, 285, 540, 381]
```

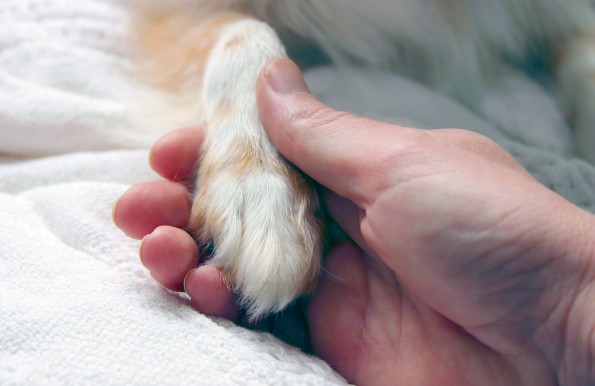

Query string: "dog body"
[133, 0, 595, 319]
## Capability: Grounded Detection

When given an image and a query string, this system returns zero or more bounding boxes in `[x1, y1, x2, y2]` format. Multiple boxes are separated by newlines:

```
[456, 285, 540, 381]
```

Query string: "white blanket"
[1, 0, 594, 385]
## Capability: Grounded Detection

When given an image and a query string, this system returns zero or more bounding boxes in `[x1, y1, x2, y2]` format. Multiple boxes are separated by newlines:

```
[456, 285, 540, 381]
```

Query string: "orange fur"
[135, 11, 249, 93]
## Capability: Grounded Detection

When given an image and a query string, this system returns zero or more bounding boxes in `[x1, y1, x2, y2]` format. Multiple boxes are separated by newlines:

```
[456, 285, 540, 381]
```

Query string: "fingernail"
[183, 268, 198, 295]
[139, 234, 149, 268]
[264, 59, 309, 95]
[112, 198, 119, 225]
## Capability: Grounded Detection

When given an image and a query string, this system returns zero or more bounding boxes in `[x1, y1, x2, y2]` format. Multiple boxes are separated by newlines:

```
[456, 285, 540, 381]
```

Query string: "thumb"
[256, 59, 420, 205]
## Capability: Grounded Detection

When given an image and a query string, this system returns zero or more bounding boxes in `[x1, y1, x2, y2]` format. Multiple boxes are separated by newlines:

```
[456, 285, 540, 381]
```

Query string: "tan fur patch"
[197, 154, 216, 180]
[190, 185, 224, 245]
[134, 11, 249, 93]
[223, 35, 247, 50]
[290, 175, 321, 293]
[189, 183, 209, 236]
[210, 98, 235, 124]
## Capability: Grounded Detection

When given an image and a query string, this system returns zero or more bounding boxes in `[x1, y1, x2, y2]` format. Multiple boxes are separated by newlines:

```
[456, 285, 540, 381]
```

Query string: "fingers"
[257, 59, 425, 206]
[117, 125, 239, 320]
[113, 180, 191, 239]
[140, 225, 239, 320]
[185, 265, 239, 320]
[140, 226, 198, 291]
[114, 126, 202, 238]
[149, 126, 205, 184]
[308, 241, 368, 382]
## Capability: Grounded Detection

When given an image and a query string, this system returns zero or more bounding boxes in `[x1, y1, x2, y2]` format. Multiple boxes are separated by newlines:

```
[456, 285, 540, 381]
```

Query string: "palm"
[308, 243, 551, 386]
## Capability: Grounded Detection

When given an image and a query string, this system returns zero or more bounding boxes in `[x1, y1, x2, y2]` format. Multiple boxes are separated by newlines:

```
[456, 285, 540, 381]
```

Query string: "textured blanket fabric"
[1, 0, 594, 385]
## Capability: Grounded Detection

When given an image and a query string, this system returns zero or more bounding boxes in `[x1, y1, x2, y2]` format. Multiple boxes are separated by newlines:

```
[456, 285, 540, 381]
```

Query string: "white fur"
[195, 19, 319, 319]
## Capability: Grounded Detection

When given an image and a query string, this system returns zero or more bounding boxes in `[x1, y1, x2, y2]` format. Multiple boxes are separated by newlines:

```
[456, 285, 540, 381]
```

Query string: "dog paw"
[189, 142, 321, 320]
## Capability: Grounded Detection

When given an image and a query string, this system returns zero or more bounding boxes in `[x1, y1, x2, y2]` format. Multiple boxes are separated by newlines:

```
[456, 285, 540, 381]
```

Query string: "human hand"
[114, 59, 595, 385]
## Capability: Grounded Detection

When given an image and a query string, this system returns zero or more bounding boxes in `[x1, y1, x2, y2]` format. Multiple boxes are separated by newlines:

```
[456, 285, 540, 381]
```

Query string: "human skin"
[114, 59, 595, 385]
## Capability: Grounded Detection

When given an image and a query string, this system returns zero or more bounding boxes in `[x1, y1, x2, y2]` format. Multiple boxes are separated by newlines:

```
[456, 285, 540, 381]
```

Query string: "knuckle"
[448, 128, 495, 148]
[439, 128, 523, 168]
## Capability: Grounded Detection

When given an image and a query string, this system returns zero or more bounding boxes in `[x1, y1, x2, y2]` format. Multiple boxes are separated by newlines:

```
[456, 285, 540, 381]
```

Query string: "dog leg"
[190, 17, 321, 320]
